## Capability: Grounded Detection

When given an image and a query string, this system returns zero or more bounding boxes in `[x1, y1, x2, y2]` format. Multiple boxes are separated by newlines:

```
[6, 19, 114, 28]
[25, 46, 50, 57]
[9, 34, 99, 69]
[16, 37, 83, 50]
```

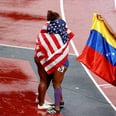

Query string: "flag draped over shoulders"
[77, 13, 116, 86]
[35, 22, 74, 74]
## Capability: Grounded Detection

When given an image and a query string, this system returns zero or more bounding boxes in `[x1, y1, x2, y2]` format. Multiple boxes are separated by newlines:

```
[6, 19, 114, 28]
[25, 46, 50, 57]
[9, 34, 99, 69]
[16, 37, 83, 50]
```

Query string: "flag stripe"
[91, 14, 116, 48]
[42, 46, 69, 67]
[40, 33, 66, 58]
[43, 53, 68, 73]
[87, 30, 116, 66]
[78, 46, 116, 85]
[39, 34, 51, 57]
[45, 34, 62, 54]
[45, 55, 68, 74]
[41, 33, 55, 54]
[50, 34, 62, 49]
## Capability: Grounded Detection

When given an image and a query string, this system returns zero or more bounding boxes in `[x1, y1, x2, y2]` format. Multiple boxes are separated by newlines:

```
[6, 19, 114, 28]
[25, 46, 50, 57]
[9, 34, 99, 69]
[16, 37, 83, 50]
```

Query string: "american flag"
[35, 22, 74, 74]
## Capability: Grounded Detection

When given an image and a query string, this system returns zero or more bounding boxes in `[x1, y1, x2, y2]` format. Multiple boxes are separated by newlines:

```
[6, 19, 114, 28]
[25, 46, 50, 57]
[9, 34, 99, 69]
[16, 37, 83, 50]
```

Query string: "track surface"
[0, 0, 116, 116]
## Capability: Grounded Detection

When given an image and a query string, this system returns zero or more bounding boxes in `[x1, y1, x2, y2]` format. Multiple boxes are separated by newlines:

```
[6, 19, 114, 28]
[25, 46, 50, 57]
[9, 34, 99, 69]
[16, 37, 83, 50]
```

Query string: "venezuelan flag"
[77, 13, 116, 86]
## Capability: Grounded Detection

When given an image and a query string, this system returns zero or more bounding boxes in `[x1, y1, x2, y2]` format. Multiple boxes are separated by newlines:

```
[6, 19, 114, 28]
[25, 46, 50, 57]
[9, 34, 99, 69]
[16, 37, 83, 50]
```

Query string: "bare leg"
[38, 71, 52, 105]
[52, 66, 67, 110]
[34, 58, 52, 105]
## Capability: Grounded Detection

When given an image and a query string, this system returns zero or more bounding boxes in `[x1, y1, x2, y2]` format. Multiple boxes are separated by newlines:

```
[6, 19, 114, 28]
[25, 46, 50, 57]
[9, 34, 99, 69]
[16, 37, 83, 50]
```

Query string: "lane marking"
[99, 84, 114, 88]
[60, 0, 116, 111]
[0, 44, 34, 50]
[114, 0, 116, 10]
[0, 44, 76, 56]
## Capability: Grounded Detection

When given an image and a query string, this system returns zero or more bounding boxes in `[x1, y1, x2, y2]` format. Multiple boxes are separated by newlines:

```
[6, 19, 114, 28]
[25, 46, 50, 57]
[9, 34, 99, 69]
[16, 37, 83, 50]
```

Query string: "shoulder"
[50, 19, 66, 24]
[56, 19, 66, 24]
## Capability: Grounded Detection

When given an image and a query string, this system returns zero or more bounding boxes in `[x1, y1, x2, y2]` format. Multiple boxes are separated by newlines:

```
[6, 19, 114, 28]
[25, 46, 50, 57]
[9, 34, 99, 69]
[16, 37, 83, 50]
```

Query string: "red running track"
[0, 0, 116, 115]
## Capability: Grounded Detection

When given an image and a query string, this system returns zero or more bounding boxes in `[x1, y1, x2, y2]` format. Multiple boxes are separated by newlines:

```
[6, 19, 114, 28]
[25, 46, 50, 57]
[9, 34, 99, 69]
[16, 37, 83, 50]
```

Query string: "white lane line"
[0, 44, 34, 50]
[99, 84, 112, 87]
[99, 84, 114, 88]
[0, 44, 76, 56]
[60, 0, 116, 111]
[114, 0, 116, 10]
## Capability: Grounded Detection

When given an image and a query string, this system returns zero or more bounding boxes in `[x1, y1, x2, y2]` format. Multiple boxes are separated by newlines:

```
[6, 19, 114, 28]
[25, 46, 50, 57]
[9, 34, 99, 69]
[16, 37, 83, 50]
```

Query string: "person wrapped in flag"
[77, 13, 116, 86]
[34, 10, 74, 114]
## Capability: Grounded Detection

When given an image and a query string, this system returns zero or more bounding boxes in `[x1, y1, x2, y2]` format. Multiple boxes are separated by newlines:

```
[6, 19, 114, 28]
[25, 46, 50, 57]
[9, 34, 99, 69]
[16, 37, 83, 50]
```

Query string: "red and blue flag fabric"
[77, 13, 116, 86]
[35, 21, 74, 74]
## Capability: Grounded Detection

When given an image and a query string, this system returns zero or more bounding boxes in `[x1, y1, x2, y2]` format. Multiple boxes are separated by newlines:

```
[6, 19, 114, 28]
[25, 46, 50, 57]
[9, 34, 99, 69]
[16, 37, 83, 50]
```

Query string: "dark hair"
[47, 10, 60, 21]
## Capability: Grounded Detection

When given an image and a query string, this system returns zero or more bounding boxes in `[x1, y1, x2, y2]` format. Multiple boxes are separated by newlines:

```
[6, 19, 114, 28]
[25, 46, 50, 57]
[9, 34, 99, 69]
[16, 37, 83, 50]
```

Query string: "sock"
[54, 88, 61, 106]
[60, 87, 63, 101]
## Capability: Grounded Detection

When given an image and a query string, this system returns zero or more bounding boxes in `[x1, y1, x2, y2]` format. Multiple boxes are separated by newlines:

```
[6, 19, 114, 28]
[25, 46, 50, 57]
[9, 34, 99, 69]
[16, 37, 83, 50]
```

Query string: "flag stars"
[47, 19, 68, 44]
[58, 25, 61, 27]
[106, 52, 115, 56]
[112, 52, 115, 56]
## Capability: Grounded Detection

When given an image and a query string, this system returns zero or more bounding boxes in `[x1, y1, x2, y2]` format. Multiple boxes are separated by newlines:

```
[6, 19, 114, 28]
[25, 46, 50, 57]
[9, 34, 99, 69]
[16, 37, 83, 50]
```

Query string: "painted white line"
[99, 84, 114, 88]
[114, 0, 116, 10]
[0, 44, 34, 50]
[82, 65, 116, 111]
[0, 44, 76, 56]
[104, 86, 114, 89]
[99, 84, 112, 87]
[60, 0, 116, 111]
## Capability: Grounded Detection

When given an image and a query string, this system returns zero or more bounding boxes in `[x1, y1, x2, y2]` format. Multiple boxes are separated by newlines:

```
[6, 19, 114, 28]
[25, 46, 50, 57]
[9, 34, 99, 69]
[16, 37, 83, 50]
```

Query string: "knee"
[52, 80, 61, 89]
[39, 78, 51, 88]
[39, 81, 47, 87]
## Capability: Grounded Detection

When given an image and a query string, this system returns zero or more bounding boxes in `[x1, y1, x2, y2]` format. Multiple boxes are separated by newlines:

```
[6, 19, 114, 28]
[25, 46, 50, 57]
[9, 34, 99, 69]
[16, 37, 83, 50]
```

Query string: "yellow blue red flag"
[77, 13, 116, 86]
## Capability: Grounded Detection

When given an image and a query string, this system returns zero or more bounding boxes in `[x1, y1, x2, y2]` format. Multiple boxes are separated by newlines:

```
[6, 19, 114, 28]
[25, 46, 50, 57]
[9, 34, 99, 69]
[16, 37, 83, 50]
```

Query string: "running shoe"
[38, 103, 52, 110]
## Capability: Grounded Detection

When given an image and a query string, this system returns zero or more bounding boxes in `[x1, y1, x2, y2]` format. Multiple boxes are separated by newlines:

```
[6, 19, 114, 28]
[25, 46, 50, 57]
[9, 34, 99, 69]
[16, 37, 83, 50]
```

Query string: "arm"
[97, 14, 116, 39]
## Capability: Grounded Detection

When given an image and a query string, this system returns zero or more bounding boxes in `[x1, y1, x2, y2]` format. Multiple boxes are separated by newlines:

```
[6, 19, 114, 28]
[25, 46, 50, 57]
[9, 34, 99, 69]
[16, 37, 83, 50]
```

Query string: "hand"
[97, 14, 104, 21]
[113, 32, 116, 39]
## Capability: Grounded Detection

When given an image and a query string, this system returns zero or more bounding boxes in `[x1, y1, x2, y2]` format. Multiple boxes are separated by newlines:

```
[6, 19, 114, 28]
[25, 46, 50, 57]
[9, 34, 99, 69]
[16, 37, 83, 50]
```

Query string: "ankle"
[60, 100, 64, 103]
[54, 105, 60, 110]
[39, 102, 44, 106]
